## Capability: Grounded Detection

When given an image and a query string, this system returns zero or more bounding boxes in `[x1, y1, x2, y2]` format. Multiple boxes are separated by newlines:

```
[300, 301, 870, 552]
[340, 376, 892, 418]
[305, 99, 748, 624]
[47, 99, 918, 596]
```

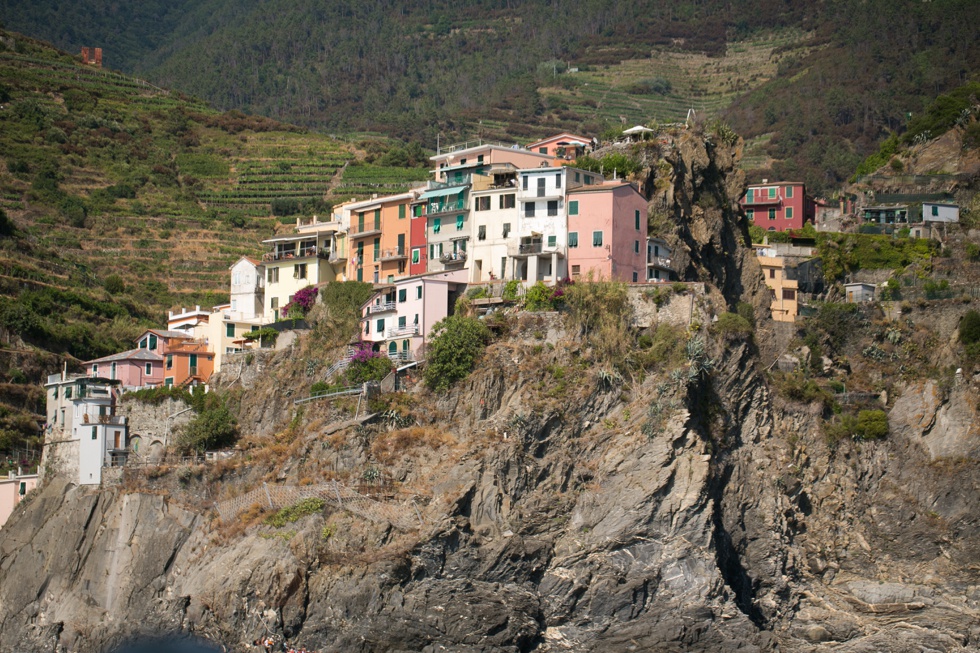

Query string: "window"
[416, 286, 422, 299]
[635, 210, 641, 230]
[398, 288, 407, 302]
[782, 289, 796, 301]
[768, 187, 776, 198]
[502, 223, 511, 237]
[19, 482, 25, 496]
[538, 147, 548, 154]
[785, 207, 794, 219]
[110, 362, 116, 379]
[746, 209, 754, 221]
[376, 319, 385, 333]
[768, 268, 776, 279]
[633, 272, 638, 282]
[145, 363, 152, 376]
[53, 387, 59, 399]
[411, 248, 420, 264]
[271, 297, 278, 311]
[785, 186, 794, 198]
[294, 263, 307, 279]
[593, 231, 603, 247]
[768, 208, 776, 221]
[92, 426, 98, 440]
[399, 204, 406, 219]
[456, 214, 464, 230]
[165, 377, 173, 387]
[537, 177, 546, 197]
[544, 200, 556, 217]
[568, 232, 578, 248]
[226, 324, 235, 338]
[568, 200, 579, 215]
[433, 217, 441, 233]
[525, 202, 535, 218]
[548, 235, 557, 248]
[65, 387, 72, 399]
[522, 175, 528, 191]
[584, 175, 594, 185]
[364, 320, 369, 335]
[478, 225, 486, 240]
[476, 196, 490, 211]
[500, 194, 515, 209]
[398, 316, 406, 328]
[374, 209, 381, 229]
[477, 155, 484, 164]
[574, 172, 581, 183]
[634, 240, 640, 254]
[166, 355, 173, 369]
[570, 264, 582, 277]
[931, 205, 939, 216]
[555, 173, 562, 189]
[189, 354, 197, 369]
[149, 335, 157, 350]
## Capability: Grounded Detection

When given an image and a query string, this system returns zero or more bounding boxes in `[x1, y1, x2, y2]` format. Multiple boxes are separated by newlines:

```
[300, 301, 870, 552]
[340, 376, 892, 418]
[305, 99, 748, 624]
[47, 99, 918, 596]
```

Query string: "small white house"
[922, 202, 959, 224]
[844, 282, 876, 303]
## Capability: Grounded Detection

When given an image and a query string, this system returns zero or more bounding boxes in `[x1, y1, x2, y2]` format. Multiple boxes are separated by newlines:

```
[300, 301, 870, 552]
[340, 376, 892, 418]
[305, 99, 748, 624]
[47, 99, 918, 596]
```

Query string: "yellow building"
[756, 247, 798, 322]
[261, 217, 346, 317]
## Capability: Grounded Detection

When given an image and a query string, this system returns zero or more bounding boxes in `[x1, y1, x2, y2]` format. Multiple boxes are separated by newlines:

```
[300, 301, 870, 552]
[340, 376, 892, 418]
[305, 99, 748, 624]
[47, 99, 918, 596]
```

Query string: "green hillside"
[0, 31, 426, 455]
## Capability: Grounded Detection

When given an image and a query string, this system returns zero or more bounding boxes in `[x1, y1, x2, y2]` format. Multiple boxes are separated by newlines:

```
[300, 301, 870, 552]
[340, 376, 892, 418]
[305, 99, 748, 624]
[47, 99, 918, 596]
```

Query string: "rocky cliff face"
[1, 133, 978, 653]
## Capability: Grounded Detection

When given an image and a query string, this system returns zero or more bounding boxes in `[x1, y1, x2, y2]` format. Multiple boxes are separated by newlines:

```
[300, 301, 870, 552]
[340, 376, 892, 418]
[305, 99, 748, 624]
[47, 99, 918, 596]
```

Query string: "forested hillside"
[4, 0, 979, 193]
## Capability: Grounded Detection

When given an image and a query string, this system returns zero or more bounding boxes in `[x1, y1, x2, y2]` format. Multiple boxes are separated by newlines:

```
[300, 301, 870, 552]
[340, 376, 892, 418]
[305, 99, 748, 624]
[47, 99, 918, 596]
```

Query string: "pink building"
[83, 348, 164, 389]
[526, 132, 592, 163]
[566, 182, 648, 282]
[0, 472, 37, 528]
[740, 180, 815, 232]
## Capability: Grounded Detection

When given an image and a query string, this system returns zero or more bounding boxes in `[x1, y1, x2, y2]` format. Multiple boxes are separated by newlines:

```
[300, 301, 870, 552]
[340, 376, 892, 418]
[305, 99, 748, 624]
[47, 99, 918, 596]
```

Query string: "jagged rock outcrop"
[1, 132, 978, 653]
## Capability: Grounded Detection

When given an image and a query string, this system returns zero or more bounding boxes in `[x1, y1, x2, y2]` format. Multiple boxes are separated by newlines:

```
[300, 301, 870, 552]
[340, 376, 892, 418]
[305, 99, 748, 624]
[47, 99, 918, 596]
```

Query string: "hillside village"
[15, 112, 973, 506]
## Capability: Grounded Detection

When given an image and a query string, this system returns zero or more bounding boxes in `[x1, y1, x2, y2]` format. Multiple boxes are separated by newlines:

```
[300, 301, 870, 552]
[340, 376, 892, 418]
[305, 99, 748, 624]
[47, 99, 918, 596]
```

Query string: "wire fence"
[214, 481, 423, 531]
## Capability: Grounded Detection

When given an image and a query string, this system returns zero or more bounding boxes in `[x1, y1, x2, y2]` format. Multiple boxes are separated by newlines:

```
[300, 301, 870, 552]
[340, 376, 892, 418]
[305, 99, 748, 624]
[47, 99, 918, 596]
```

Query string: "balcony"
[350, 225, 383, 239]
[386, 324, 420, 338]
[648, 256, 673, 270]
[262, 245, 318, 262]
[366, 302, 397, 315]
[426, 200, 467, 217]
[385, 351, 414, 362]
[743, 192, 782, 206]
[440, 250, 467, 265]
[82, 414, 127, 426]
[380, 248, 408, 262]
[317, 247, 347, 262]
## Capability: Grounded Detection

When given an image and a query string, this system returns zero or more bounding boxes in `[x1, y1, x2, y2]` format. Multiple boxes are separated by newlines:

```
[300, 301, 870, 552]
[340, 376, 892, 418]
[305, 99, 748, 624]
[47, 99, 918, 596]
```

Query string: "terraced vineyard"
[539, 29, 814, 128]
[333, 164, 431, 199]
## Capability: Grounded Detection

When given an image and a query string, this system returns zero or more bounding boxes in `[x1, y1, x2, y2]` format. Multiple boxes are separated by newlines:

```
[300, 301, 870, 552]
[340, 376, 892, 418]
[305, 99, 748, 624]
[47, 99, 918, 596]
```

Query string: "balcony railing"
[263, 246, 318, 262]
[188, 366, 199, 376]
[350, 222, 382, 237]
[386, 324, 420, 338]
[380, 248, 408, 262]
[82, 414, 127, 426]
[366, 302, 397, 315]
[385, 351, 414, 362]
[440, 250, 467, 264]
[648, 256, 673, 270]
[317, 247, 347, 262]
[427, 200, 467, 216]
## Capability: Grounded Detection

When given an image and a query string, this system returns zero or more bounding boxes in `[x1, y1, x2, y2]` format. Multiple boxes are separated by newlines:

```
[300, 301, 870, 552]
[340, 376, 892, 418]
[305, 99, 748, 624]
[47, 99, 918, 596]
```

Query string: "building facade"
[741, 181, 815, 232]
[566, 181, 648, 282]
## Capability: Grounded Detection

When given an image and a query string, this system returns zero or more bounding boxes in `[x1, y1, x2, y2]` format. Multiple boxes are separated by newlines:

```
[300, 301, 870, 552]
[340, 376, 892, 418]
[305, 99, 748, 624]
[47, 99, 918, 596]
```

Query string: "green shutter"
[456, 214, 464, 230]
[399, 204, 406, 219]
[569, 200, 578, 216]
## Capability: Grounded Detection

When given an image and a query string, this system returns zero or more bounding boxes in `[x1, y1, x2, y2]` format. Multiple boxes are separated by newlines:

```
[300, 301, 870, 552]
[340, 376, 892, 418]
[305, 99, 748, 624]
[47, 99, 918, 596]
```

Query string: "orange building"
[345, 192, 416, 284]
[163, 338, 214, 387]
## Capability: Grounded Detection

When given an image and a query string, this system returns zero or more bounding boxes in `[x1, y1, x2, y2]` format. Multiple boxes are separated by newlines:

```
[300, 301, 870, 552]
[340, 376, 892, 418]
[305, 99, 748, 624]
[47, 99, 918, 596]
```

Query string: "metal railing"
[648, 255, 673, 269]
[440, 250, 467, 264]
[386, 324, 419, 338]
[366, 301, 397, 315]
[380, 248, 407, 261]
[81, 413, 126, 426]
[263, 246, 318, 261]
[293, 386, 363, 406]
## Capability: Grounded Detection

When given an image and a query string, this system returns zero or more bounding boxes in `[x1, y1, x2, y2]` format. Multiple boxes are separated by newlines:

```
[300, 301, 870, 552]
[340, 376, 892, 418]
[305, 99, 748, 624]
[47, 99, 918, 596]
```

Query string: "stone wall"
[628, 282, 707, 328]
[117, 398, 193, 461]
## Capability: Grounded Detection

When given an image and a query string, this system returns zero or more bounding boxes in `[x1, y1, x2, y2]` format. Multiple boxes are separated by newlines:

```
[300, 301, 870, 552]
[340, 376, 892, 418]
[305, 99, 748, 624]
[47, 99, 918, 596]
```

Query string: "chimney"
[94, 48, 102, 67]
[81, 47, 90, 63]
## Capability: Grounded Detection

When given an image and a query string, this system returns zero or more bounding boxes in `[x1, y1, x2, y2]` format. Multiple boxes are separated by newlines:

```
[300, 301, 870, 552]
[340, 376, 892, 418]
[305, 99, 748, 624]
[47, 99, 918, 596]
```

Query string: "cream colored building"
[756, 247, 798, 322]
[262, 217, 347, 317]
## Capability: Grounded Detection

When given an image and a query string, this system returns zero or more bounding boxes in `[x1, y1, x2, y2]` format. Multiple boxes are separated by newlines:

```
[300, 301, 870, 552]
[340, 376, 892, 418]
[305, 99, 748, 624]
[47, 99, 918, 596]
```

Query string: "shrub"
[855, 410, 888, 440]
[103, 274, 125, 294]
[712, 312, 753, 340]
[243, 327, 279, 347]
[265, 498, 325, 528]
[502, 279, 521, 301]
[959, 310, 980, 345]
[345, 350, 393, 384]
[524, 282, 560, 311]
[178, 394, 237, 453]
[424, 315, 490, 391]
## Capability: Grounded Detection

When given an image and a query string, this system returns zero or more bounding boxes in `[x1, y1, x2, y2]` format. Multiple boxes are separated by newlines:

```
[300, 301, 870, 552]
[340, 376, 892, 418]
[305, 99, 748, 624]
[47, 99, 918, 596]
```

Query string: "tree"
[424, 315, 490, 391]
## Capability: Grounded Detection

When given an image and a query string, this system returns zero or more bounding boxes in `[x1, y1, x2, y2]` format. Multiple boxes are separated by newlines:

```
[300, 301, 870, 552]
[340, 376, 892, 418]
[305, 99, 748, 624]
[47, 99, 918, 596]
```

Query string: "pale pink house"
[566, 181, 648, 283]
[0, 472, 37, 528]
[83, 348, 164, 389]
[360, 269, 467, 360]
[526, 132, 593, 163]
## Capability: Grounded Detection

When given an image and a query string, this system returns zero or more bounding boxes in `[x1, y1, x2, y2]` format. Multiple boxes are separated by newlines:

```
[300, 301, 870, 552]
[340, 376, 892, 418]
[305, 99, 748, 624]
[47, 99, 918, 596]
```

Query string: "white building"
[647, 237, 674, 282]
[229, 257, 265, 319]
[922, 202, 959, 224]
[42, 372, 127, 486]
[468, 164, 520, 283]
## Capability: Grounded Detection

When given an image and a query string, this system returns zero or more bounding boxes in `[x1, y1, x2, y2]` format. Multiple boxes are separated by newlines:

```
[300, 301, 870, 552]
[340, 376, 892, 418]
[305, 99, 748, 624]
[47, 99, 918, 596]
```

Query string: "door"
[397, 233, 405, 256]
[388, 341, 397, 356]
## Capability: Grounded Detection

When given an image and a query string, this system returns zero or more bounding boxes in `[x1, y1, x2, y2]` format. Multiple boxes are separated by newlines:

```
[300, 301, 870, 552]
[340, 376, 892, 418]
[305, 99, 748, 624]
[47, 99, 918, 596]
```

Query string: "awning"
[623, 125, 653, 135]
[419, 186, 467, 200]
[261, 234, 315, 244]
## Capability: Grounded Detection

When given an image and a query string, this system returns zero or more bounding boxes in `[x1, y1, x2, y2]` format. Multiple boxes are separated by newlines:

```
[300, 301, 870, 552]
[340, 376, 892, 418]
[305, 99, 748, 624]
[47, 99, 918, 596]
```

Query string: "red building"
[740, 181, 815, 232]
[409, 197, 428, 276]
